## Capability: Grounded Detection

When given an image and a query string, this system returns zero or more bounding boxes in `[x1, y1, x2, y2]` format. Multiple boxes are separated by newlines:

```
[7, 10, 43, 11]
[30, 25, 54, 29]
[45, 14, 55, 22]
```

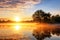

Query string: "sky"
[0, 0, 60, 20]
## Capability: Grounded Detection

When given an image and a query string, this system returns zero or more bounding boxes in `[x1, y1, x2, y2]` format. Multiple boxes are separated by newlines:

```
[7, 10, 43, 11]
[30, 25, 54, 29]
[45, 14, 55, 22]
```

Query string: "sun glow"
[15, 25, 21, 30]
[12, 25, 22, 33]
[14, 17, 21, 22]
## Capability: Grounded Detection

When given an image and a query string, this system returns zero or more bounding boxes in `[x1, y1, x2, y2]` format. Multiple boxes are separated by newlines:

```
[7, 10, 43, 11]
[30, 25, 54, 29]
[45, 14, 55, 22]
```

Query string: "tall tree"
[32, 10, 51, 23]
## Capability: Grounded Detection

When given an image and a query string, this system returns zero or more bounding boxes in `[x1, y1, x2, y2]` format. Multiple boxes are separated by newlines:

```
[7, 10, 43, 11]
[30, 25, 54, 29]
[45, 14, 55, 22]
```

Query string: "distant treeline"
[0, 20, 33, 23]
[0, 20, 16, 23]
[32, 10, 60, 23]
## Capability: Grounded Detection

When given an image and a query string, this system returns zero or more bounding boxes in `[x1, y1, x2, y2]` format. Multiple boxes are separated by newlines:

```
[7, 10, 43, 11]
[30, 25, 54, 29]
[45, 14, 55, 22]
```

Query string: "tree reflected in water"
[33, 24, 60, 40]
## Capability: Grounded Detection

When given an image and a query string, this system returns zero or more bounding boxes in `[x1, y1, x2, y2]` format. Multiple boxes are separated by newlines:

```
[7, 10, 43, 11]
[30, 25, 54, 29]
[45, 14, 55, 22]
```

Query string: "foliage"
[32, 10, 60, 23]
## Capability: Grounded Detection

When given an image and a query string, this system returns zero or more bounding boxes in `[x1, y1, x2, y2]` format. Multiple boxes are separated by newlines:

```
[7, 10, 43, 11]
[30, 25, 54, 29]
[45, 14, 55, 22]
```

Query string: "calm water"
[0, 23, 60, 40]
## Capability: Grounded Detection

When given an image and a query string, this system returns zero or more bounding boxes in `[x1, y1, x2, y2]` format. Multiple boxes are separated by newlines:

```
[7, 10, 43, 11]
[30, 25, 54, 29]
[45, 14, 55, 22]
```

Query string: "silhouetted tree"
[51, 14, 60, 23]
[32, 10, 44, 22]
[32, 10, 51, 23]
[32, 9, 60, 23]
[54, 15, 60, 23]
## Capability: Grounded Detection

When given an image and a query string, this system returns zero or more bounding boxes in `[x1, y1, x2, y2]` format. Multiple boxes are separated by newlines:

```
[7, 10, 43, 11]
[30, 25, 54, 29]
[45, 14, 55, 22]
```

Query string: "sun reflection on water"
[14, 25, 21, 30]
[11, 24, 22, 34]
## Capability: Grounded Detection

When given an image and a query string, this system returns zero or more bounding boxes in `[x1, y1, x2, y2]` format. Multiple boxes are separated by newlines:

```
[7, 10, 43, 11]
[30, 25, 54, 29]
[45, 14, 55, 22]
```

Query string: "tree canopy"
[32, 10, 60, 23]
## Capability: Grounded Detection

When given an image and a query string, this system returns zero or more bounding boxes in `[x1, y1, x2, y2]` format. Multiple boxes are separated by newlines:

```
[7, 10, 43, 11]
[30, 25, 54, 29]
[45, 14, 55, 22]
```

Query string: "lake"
[0, 23, 60, 40]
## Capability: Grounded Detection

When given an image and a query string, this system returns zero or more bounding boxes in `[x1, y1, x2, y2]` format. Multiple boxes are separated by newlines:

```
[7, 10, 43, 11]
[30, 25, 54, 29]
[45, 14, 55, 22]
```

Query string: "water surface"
[0, 23, 60, 40]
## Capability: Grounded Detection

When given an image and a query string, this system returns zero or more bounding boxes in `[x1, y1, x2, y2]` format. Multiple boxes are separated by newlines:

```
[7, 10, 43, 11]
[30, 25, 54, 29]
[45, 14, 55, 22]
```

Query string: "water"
[33, 23, 60, 40]
[0, 23, 60, 40]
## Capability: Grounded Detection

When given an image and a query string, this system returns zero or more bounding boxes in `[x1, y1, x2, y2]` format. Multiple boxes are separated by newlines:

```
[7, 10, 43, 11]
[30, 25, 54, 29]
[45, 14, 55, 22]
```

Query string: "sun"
[14, 17, 21, 22]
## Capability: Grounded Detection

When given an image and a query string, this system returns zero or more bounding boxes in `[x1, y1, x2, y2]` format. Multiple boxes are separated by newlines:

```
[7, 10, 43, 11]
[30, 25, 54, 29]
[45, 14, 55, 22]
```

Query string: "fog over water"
[0, 23, 60, 40]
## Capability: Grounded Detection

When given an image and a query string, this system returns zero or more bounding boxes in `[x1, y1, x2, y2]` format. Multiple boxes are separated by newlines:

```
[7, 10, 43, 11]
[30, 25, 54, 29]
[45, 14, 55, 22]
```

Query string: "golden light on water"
[14, 25, 21, 30]
[10, 24, 22, 34]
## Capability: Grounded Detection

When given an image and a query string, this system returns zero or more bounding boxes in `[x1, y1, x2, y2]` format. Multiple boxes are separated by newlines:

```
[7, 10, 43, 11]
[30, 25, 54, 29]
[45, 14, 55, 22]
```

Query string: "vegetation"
[32, 10, 60, 23]
[0, 9, 60, 23]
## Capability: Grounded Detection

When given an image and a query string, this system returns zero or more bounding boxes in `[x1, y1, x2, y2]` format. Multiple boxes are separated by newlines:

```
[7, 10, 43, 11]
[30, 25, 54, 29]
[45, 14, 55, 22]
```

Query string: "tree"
[43, 12, 51, 23]
[32, 10, 51, 23]
[51, 15, 60, 23]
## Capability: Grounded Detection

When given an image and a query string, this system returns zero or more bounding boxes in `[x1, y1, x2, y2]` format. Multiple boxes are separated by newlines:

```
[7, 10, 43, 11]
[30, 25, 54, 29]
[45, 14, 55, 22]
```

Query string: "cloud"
[0, 0, 41, 18]
[0, 0, 41, 8]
